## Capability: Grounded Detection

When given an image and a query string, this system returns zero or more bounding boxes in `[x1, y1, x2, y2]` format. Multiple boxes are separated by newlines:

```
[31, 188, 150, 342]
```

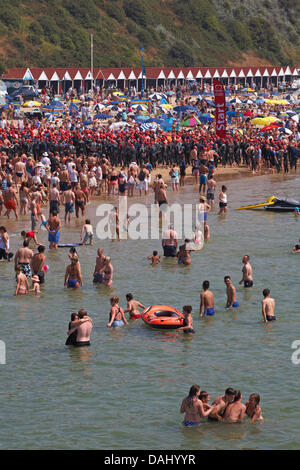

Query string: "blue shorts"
[65, 202, 74, 213]
[204, 307, 215, 316]
[184, 421, 201, 427]
[200, 175, 207, 185]
[93, 273, 104, 283]
[111, 320, 124, 328]
[48, 230, 60, 243]
[67, 279, 79, 288]
[226, 301, 239, 308]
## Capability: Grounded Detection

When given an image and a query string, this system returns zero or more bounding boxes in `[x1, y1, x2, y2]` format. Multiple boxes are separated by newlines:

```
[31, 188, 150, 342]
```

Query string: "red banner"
[213, 79, 226, 139]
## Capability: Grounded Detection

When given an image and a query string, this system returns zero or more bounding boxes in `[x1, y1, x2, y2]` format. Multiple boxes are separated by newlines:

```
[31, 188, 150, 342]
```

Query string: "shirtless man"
[31, 245, 46, 284]
[124, 293, 145, 320]
[61, 186, 75, 222]
[74, 184, 87, 218]
[162, 224, 178, 257]
[49, 183, 60, 216]
[239, 255, 253, 288]
[64, 258, 83, 289]
[67, 309, 92, 347]
[261, 288, 276, 322]
[29, 195, 38, 232]
[59, 165, 70, 192]
[101, 159, 110, 194]
[199, 162, 209, 194]
[222, 391, 246, 423]
[46, 210, 61, 249]
[153, 174, 164, 204]
[14, 240, 34, 278]
[224, 276, 239, 309]
[157, 183, 169, 216]
[208, 388, 235, 422]
[206, 175, 216, 207]
[3, 183, 18, 220]
[200, 280, 215, 317]
[93, 248, 106, 283]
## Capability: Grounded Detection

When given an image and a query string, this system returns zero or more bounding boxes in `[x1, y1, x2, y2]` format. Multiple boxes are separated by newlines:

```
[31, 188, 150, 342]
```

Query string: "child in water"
[29, 275, 41, 296]
[147, 250, 161, 265]
[81, 219, 94, 245]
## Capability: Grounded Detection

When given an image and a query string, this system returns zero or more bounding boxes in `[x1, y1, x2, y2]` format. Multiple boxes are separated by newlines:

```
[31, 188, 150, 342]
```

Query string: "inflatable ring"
[141, 305, 184, 329]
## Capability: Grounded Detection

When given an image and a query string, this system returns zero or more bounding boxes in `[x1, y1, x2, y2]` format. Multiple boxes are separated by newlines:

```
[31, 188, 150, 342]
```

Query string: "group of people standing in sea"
[180, 385, 263, 425]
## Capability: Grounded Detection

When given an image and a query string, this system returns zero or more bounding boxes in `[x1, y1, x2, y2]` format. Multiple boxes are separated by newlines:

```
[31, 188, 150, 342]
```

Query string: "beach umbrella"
[160, 104, 173, 110]
[173, 105, 197, 113]
[82, 120, 92, 126]
[229, 98, 242, 104]
[94, 113, 112, 119]
[250, 116, 280, 126]
[131, 104, 148, 111]
[165, 91, 175, 96]
[204, 99, 215, 107]
[198, 113, 214, 123]
[134, 114, 150, 121]
[145, 118, 172, 131]
[261, 123, 281, 131]
[291, 114, 299, 123]
[242, 87, 255, 92]
[265, 99, 289, 105]
[139, 122, 159, 132]
[109, 122, 130, 130]
[50, 100, 64, 108]
[149, 93, 167, 100]
[23, 100, 41, 107]
[254, 99, 266, 104]
[180, 116, 202, 127]
[278, 127, 293, 135]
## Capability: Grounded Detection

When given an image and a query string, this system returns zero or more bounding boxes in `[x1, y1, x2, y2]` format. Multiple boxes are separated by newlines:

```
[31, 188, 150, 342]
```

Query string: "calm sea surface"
[1, 172, 300, 450]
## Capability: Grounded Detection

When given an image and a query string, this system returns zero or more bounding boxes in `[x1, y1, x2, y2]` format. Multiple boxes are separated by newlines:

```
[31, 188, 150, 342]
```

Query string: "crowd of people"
[1, 81, 299, 428]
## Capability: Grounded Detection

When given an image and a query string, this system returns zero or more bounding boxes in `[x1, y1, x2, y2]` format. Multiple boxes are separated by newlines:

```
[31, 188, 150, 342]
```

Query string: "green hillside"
[0, 0, 299, 71]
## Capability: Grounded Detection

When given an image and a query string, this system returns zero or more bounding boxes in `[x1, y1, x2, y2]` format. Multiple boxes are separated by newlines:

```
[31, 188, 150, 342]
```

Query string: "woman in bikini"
[107, 296, 128, 328]
[19, 182, 29, 215]
[245, 394, 263, 422]
[180, 385, 212, 426]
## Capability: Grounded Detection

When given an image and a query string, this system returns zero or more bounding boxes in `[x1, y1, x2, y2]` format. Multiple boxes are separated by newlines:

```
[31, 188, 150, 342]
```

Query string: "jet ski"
[237, 196, 300, 212]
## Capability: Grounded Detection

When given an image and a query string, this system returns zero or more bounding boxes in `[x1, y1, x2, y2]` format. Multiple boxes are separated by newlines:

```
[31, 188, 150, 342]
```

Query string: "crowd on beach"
[0, 80, 299, 426]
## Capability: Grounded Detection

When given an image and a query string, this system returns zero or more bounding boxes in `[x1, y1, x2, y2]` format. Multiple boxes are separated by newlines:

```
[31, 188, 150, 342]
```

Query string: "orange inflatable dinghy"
[141, 305, 184, 329]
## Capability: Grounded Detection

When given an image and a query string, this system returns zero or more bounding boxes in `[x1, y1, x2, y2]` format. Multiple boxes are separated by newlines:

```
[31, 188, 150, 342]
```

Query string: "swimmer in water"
[200, 280, 215, 317]
[29, 275, 41, 296]
[107, 296, 128, 328]
[180, 384, 212, 426]
[199, 391, 211, 411]
[14, 265, 29, 296]
[245, 393, 264, 422]
[178, 305, 195, 334]
[239, 255, 253, 288]
[292, 244, 300, 253]
[222, 390, 246, 423]
[261, 288, 276, 322]
[124, 293, 146, 320]
[147, 250, 161, 265]
[224, 276, 239, 309]
[294, 207, 300, 217]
